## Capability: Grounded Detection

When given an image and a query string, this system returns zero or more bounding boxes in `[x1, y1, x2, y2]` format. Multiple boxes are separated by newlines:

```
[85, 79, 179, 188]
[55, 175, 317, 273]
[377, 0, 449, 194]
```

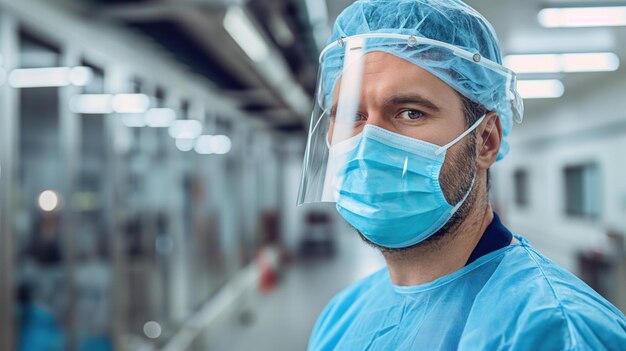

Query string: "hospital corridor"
[1, 0, 626, 350]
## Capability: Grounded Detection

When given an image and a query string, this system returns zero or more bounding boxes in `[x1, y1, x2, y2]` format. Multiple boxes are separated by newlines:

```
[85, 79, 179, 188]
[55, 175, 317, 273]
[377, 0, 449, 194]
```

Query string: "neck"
[383, 195, 494, 286]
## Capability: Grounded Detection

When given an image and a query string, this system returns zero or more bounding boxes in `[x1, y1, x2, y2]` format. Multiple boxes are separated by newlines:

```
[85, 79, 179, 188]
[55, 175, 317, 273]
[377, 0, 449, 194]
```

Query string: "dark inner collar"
[465, 212, 513, 266]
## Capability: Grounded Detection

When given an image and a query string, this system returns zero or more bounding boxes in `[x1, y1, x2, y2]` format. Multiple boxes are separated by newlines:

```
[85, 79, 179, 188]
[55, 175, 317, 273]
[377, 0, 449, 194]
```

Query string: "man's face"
[328, 52, 478, 251]
[328, 51, 467, 148]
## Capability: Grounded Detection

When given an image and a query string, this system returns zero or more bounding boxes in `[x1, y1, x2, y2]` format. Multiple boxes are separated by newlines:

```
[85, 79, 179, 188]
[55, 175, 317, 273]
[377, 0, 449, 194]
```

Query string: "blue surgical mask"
[332, 115, 485, 249]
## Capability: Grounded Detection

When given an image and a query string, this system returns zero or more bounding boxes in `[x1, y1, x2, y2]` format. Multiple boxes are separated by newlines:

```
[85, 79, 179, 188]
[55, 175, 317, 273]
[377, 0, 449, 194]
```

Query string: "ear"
[476, 112, 502, 171]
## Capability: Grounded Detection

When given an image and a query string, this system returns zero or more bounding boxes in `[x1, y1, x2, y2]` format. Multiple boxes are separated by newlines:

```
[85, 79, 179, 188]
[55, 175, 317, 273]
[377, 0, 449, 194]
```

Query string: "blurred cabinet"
[578, 231, 626, 313]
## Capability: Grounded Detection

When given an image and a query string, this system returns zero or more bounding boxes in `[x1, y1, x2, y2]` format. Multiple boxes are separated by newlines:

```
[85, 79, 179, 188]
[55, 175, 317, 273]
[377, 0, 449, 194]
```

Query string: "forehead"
[334, 51, 463, 113]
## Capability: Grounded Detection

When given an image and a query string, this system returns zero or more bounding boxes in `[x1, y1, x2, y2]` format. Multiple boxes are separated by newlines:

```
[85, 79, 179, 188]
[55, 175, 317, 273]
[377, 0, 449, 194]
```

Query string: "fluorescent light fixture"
[305, 0, 329, 24]
[145, 108, 176, 127]
[195, 135, 232, 155]
[38, 190, 60, 212]
[269, 16, 295, 47]
[505, 54, 559, 74]
[168, 120, 203, 139]
[560, 53, 620, 72]
[223, 6, 270, 62]
[9, 66, 93, 88]
[70, 94, 113, 114]
[194, 135, 214, 155]
[305, 0, 330, 49]
[539, 6, 626, 28]
[212, 135, 232, 154]
[504, 53, 619, 74]
[69, 67, 93, 86]
[517, 79, 564, 99]
[175, 138, 196, 152]
[121, 114, 146, 128]
[71, 93, 152, 115]
[112, 94, 150, 114]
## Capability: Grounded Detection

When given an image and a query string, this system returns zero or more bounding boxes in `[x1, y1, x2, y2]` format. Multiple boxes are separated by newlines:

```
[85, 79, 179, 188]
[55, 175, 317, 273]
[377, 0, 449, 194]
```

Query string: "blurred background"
[0, 0, 625, 350]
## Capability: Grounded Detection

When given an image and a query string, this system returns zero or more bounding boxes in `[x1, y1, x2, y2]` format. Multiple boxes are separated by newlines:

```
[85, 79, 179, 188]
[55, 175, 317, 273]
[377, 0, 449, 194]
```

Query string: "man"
[296, 0, 626, 349]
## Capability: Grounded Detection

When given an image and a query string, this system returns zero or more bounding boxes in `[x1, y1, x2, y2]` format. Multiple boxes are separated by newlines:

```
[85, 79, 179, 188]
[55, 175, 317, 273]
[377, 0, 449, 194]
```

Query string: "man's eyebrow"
[329, 94, 440, 117]
[384, 94, 441, 112]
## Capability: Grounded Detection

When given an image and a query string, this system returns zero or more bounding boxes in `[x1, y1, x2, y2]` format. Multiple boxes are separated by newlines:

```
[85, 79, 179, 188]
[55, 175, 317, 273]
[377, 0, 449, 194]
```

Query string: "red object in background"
[259, 261, 277, 293]
[257, 247, 279, 293]
[256, 211, 285, 294]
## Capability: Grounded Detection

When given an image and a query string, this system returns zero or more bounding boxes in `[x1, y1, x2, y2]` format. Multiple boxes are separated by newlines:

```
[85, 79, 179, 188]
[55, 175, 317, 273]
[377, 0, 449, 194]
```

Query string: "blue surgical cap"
[322, 0, 521, 160]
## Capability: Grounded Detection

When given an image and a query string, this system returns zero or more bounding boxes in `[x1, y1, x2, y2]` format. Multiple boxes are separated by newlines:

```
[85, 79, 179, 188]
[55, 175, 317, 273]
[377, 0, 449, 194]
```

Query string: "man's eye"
[399, 110, 425, 120]
[354, 113, 367, 121]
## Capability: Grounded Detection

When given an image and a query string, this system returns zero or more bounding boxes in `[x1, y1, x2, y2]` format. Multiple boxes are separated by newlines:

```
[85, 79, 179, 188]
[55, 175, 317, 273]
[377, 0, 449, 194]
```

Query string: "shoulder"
[308, 268, 389, 350]
[462, 240, 626, 350]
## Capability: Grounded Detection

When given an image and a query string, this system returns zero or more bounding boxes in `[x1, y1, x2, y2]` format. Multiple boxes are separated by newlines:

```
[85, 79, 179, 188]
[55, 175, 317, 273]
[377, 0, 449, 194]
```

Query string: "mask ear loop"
[435, 114, 486, 156]
[448, 114, 496, 212]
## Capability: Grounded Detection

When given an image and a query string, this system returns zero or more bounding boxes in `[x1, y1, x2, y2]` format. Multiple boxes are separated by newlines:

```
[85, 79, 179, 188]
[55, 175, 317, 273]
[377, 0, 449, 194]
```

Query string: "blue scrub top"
[308, 218, 626, 350]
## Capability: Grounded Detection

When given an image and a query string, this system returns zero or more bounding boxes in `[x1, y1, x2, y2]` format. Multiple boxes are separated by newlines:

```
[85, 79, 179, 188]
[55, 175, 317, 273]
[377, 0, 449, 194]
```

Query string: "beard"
[355, 132, 478, 254]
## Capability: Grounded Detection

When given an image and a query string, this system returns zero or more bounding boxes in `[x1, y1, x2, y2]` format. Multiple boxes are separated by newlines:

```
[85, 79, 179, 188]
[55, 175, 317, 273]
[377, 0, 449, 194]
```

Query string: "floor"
[210, 224, 386, 351]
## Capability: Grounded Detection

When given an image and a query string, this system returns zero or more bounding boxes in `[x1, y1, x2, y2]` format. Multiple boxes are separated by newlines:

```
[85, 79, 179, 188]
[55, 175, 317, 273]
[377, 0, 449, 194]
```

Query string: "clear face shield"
[297, 34, 523, 206]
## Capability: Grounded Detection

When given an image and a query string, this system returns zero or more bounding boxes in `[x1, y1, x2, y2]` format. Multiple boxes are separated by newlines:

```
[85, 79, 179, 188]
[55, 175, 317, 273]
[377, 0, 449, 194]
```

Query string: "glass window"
[513, 169, 529, 207]
[118, 78, 169, 342]
[564, 164, 601, 219]
[75, 60, 114, 350]
[15, 29, 67, 351]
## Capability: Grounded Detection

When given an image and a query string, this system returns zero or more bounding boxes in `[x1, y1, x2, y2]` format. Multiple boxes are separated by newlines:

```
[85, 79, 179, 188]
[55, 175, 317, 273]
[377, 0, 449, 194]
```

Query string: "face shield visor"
[297, 34, 523, 206]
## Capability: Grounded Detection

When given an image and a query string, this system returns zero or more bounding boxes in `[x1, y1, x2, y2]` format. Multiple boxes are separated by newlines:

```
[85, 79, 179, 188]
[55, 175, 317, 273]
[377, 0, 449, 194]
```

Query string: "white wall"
[280, 137, 306, 253]
[493, 72, 626, 272]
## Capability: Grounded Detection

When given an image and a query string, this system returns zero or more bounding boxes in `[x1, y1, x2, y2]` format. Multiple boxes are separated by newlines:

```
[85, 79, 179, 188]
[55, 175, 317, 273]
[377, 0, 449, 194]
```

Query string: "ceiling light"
[112, 94, 151, 114]
[305, 0, 329, 24]
[175, 139, 195, 152]
[121, 114, 146, 128]
[223, 6, 270, 62]
[145, 108, 176, 127]
[560, 53, 620, 72]
[269, 16, 295, 47]
[504, 53, 619, 74]
[211, 135, 232, 155]
[70, 94, 113, 114]
[539, 6, 626, 28]
[9, 66, 93, 88]
[38, 190, 60, 212]
[517, 79, 564, 99]
[168, 120, 203, 139]
[69, 66, 94, 86]
[195, 135, 232, 155]
[143, 321, 162, 339]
